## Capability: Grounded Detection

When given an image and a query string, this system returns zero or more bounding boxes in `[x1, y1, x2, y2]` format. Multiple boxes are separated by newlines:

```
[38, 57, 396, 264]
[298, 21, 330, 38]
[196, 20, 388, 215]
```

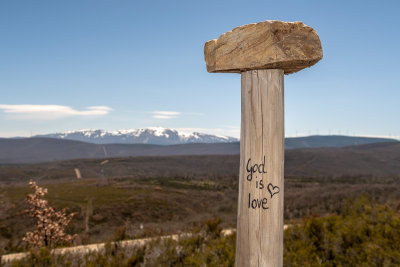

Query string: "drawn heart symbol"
[267, 183, 280, 198]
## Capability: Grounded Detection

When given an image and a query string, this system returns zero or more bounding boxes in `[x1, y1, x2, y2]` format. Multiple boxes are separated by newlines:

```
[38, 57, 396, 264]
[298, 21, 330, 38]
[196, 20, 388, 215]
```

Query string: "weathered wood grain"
[236, 69, 284, 266]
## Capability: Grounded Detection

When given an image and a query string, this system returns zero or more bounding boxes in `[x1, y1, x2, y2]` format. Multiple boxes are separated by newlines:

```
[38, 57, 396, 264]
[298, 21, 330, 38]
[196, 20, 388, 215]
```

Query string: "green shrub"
[284, 195, 400, 266]
[10, 196, 400, 266]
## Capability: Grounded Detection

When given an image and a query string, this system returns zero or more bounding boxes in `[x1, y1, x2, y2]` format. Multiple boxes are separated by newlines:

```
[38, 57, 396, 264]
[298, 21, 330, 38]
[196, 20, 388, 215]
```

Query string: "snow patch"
[35, 128, 238, 145]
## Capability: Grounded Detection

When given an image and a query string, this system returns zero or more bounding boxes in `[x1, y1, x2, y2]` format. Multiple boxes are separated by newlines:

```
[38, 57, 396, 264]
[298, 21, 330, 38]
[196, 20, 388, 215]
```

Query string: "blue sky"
[0, 0, 399, 139]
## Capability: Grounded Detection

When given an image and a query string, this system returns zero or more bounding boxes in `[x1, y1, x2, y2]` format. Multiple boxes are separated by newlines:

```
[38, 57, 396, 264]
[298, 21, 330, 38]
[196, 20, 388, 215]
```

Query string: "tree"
[23, 180, 76, 248]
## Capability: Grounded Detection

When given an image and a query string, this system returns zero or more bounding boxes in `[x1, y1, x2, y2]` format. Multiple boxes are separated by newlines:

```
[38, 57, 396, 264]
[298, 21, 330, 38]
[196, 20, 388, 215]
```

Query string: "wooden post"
[204, 20, 322, 267]
[74, 168, 82, 179]
[236, 69, 284, 266]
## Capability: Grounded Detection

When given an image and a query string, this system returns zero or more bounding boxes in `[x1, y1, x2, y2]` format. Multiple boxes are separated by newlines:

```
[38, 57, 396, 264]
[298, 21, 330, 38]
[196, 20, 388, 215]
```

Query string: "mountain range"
[35, 128, 238, 145]
[0, 131, 398, 164]
[34, 128, 398, 147]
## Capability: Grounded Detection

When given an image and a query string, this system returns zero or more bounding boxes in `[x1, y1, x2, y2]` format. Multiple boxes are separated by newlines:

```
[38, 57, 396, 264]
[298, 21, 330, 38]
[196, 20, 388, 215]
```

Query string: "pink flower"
[23, 180, 76, 248]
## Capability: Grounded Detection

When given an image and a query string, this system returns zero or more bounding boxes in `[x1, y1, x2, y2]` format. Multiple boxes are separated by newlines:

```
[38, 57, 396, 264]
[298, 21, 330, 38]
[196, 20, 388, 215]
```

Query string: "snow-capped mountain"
[35, 127, 238, 145]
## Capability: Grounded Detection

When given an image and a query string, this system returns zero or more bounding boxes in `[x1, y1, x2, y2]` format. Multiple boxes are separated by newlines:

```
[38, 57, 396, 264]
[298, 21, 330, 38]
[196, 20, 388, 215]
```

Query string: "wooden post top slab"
[204, 20, 323, 74]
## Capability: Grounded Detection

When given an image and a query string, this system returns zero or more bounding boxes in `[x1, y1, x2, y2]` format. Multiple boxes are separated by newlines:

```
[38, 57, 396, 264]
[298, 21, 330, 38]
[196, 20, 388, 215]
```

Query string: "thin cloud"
[152, 111, 180, 119]
[0, 104, 112, 120]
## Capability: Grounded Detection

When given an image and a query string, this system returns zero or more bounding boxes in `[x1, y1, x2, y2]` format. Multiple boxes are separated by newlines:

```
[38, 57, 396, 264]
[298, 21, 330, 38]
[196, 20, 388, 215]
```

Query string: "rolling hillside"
[284, 135, 398, 149]
[0, 135, 397, 164]
[0, 142, 399, 182]
[285, 142, 400, 178]
[0, 138, 240, 164]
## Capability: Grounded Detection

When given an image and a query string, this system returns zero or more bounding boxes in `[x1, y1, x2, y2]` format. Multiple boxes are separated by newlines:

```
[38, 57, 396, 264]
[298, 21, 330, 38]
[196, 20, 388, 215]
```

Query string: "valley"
[0, 141, 399, 254]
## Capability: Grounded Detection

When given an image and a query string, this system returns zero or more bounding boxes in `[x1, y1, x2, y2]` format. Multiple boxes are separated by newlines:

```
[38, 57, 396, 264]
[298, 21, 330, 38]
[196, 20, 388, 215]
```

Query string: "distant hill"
[0, 135, 398, 164]
[0, 142, 399, 182]
[0, 138, 240, 164]
[285, 135, 398, 149]
[285, 142, 400, 178]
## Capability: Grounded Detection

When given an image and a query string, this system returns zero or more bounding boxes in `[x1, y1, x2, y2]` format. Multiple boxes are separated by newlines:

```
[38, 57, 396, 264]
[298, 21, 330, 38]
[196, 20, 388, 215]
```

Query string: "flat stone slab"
[204, 20, 322, 74]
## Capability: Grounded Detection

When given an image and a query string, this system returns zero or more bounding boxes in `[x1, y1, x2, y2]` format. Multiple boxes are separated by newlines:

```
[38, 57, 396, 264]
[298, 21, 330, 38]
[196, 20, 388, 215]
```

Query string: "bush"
[12, 196, 400, 266]
[22, 181, 76, 249]
[11, 217, 235, 266]
[284, 195, 400, 266]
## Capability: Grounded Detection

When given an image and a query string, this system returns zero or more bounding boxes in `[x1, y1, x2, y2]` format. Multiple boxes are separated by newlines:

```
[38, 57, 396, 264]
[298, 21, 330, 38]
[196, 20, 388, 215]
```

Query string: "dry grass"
[1, 155, 400, 255]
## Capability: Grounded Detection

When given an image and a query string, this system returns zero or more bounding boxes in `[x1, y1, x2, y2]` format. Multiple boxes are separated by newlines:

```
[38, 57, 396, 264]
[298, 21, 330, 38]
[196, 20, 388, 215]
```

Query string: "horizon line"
[1, 131, 399, 141]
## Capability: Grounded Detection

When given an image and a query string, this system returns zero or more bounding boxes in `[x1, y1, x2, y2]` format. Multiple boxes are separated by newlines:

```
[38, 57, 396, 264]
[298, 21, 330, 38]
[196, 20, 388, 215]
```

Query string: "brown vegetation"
[0, 152, 399, 257]
[8, 197, 400, 266]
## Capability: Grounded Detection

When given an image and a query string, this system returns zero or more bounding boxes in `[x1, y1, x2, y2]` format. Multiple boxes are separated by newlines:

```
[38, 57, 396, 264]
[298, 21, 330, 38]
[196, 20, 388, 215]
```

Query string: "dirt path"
[1, 228, 236, 264]
[1, 226, 289, 264]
